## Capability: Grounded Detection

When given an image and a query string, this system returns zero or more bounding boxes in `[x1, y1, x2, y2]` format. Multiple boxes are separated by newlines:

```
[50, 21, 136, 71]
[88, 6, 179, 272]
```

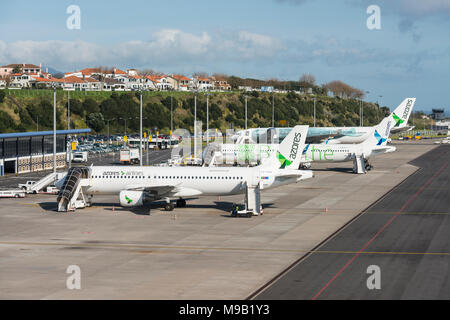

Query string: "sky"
[1, 0, 449, 113]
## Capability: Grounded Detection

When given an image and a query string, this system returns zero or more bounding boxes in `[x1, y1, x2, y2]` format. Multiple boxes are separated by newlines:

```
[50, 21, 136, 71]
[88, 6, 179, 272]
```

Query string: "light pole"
[244, 95, 248, 130]
[53, 86, 56, 174]
[170, 95, 173, 135]
[194, 91, 197, 157]
[313, 97, 316, 127]
[139, 90, 143, 166]
[106, 118, 115, 144]
[119, 117, 132, 136]
[36, 116, 39, 132]
[272, 95, 275, 127]
[206, 92, 210, 143]
[67, 90, 70, 130]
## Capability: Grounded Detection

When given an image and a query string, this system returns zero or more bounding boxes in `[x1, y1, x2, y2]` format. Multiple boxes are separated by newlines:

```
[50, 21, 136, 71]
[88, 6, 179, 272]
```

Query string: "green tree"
[0, 110, 15, 132]
[83, 98, 99, 114]
[87, 113, 105, 132]
[68, 99, 84, 117]
[0, 90, 5, 103]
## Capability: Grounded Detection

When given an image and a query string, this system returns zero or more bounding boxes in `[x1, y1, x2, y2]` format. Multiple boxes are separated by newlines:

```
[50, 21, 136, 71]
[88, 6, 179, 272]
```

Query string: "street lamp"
[206, 92, 210, 143]
[52, 85, 56, 174]
[244, 95, 248, 130]
[194, 91, 198, 157]
[119, 117, 132, 136]
[139, 90, 143, 166]
[313, 97, 316, 127]
[105, 118, 115, 144]
[170, 95, 173, 135]
[272, 95, 275, 127]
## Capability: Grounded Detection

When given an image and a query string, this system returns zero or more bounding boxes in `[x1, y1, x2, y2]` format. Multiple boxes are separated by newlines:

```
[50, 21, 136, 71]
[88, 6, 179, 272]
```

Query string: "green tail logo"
[277, 151, 292, 169]
[392, 113, 404, 127]
[125, 195, 132, 204]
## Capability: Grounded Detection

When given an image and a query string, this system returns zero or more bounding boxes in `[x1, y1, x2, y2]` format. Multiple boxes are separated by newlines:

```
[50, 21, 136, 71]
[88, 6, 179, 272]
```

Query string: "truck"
[18, 181, 37, 193]
[0, 189, 26, 198]
[120, 148, 140, 164]
[72, 151, 88, 163]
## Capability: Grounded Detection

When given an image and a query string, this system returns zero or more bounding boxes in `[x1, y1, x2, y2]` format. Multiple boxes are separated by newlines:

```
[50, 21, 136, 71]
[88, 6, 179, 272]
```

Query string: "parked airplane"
[210, 99, 404, 173]
[55, 126, 313, 213]
[300, 115, 395, 172]
[230, 98, 415, 145]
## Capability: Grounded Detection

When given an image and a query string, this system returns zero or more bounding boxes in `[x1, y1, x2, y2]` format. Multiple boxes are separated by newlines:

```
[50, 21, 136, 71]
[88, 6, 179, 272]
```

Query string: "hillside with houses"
[0, 63, 389, 134]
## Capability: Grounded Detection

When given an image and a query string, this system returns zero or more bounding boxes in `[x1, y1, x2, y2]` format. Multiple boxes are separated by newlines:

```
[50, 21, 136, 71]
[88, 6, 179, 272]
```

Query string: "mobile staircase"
[57, 167, 91, 212]
[30, 172, 66, 193]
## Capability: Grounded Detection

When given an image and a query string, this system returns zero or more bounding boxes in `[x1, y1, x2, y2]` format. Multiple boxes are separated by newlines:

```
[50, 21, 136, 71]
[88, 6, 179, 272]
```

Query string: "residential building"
[0, 63, 42, 77]
[211, 76, 231, 91]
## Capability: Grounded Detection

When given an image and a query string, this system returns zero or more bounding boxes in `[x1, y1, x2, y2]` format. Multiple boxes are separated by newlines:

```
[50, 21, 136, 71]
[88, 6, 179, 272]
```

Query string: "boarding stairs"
[202, 143, 220, 167]
[57, 167, 91, 212]
[30, 172, 66, 193]
[352, 152, 367, 174]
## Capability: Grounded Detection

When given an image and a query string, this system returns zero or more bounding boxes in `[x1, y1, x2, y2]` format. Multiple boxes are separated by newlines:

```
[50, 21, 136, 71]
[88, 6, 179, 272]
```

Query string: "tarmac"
[255, 143, 450, 300]
[0, 141, 440, 299]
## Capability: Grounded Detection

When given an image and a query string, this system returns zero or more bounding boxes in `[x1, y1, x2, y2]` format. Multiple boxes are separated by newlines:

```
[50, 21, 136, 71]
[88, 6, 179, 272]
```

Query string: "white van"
[72, 152, 88, 163]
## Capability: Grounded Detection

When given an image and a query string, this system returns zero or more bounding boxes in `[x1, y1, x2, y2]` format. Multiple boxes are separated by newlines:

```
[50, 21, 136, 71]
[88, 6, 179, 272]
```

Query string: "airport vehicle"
[0, 189, 26, 198]
[72, 152, 88, 163]
[211, 100, 404, 173]
[43, 185, 59, 194]
[55, 126, 313, 214]
[231, 98, 415, 145]
[120, 148, 140, 164]
[18, 181, 37, 192]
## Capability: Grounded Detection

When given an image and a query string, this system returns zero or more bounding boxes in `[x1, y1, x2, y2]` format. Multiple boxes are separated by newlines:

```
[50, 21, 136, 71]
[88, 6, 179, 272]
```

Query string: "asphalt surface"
[254, 144, 450, 300]
[0, 149, 173, 189]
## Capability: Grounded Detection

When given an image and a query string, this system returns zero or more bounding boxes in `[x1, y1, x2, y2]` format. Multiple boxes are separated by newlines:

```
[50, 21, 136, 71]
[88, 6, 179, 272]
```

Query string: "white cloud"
[0, 29, 284, 72]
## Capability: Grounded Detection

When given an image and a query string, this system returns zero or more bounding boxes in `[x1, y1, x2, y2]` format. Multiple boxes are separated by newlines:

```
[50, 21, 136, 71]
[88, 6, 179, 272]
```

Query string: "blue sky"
[1, 0, 449, 113]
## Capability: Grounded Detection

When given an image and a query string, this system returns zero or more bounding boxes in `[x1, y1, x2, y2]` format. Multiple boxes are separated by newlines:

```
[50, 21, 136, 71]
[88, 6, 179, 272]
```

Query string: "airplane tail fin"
[261, 125, 308, 169]
[364, 115, 393, 147]
[363, 98, 416, 148]
[387, 98, 416, 128]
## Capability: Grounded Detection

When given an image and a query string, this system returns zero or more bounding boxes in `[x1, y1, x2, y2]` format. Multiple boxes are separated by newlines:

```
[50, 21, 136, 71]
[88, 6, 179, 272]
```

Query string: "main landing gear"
[365, 162, 374, 171]
[163, 198, 186, 211]
[176, 198, 187, 208]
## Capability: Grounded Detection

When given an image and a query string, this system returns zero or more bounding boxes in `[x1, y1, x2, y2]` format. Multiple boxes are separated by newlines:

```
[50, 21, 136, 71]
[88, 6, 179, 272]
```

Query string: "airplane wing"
[390, 126, 415, 134]
[275, 170, 314, 181]
[371, 146, 397, 155]
[125, 184, 178, 197]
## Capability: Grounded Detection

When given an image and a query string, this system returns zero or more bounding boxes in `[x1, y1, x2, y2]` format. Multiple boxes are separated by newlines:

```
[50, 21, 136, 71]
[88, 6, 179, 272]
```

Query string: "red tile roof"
[171, 74, 191, 81]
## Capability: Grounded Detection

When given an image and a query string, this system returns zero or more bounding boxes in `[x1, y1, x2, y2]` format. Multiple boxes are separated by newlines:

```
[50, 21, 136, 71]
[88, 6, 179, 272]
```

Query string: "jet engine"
[119, 190, 145, 207]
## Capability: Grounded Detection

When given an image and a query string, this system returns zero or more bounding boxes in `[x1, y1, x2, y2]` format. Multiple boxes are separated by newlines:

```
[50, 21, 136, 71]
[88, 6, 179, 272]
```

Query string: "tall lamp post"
[194, 91, 198, 157]
[244, 95, 248, 130]
[170, 95, 173, 135]
[52, 86, 56, 174]
[272, 95, 275, 127]
[139, 90, 143, 166]
[206, 92, 210, 143]
[313, 97, 316, 127]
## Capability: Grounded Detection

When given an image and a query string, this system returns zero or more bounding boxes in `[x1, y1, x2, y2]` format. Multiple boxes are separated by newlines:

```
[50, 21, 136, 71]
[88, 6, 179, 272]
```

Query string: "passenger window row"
[92, 175, 244, 180]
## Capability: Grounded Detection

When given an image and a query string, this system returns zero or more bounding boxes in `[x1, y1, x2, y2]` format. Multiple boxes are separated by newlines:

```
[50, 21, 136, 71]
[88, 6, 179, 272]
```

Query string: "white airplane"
[300, 114, 395, 173]
[210, 98, 403, 173]
[55, 125, 313, 213]
[231, 98, 415, 145]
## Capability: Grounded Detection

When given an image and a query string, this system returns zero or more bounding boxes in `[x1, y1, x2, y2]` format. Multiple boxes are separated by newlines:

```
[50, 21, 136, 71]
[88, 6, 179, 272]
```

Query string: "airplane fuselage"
[83, 166, 300, 197]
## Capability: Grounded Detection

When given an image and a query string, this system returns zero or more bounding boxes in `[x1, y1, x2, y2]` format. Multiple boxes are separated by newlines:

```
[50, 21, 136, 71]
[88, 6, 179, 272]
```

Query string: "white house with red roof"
[193, 76, 213, 91]
[168, 74, 192, 91]
[0, 63, 42, 77]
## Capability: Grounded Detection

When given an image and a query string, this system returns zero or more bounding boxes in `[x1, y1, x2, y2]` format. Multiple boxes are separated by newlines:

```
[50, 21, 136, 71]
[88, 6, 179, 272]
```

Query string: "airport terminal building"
[0, 129, 91, 176]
